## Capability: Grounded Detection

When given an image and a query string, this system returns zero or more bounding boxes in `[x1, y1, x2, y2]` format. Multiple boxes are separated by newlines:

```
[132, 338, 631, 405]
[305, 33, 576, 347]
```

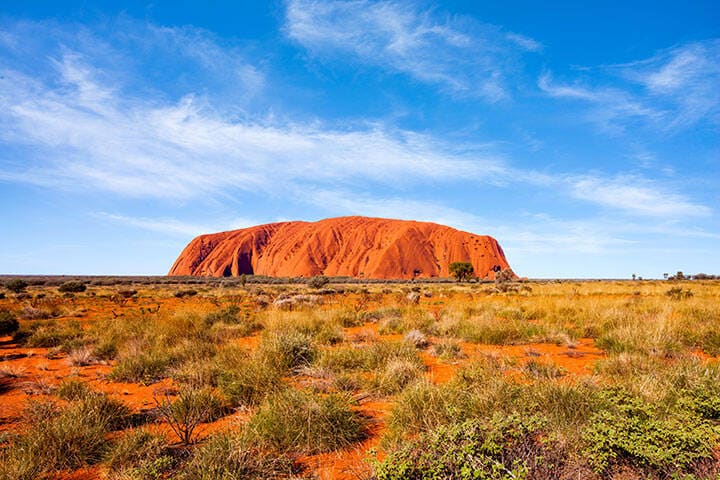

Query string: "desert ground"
[0, 277, 719, 479]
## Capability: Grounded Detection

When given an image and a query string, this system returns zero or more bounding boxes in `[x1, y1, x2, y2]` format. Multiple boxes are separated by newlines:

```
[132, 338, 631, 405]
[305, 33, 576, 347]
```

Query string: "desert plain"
[0, 276, 719, 479]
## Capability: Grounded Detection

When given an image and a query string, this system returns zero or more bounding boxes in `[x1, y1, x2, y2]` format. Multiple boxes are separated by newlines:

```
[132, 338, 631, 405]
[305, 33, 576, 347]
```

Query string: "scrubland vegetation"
[0, 277, 719, 479]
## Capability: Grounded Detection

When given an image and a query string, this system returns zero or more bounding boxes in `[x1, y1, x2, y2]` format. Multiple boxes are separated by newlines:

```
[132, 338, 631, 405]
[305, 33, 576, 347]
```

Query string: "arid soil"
[1, 279, 718, 479]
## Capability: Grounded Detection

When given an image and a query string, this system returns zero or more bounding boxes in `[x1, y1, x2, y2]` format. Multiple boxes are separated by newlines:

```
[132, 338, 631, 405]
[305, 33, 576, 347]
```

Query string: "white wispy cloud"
[568, 175, 712, 217]
[0, 17, 712, 237]
[94, 213, 257, 237]
[538, 72, 665, 132]
[629, 40, 720, 128]
[0, 52, 507, 199]
[284, 0, 539, 101]
[538, 39, 720, 131]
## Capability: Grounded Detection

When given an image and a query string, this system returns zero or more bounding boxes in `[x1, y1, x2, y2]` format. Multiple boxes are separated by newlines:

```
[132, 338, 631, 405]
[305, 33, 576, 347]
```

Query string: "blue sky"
[0, 1, 718, 278]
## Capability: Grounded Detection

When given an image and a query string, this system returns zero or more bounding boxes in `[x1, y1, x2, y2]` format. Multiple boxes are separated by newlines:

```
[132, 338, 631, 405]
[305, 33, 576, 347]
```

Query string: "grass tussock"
[246, 388, 367, 454]
[0, 389, 130, 479]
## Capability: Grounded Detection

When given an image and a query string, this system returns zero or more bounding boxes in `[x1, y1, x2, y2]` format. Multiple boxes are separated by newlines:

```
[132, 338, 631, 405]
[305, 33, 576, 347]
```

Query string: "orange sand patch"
[467, 338, 605, 376]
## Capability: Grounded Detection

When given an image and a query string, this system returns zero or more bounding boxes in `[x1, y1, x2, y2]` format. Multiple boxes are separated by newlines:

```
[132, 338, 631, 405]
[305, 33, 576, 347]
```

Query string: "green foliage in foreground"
[374, 414, 564, 480]
[583, 390, 719, 476]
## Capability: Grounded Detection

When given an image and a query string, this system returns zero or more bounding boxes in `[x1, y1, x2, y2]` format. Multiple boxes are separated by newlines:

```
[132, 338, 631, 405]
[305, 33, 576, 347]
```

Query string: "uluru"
[169, 216, 514, 279]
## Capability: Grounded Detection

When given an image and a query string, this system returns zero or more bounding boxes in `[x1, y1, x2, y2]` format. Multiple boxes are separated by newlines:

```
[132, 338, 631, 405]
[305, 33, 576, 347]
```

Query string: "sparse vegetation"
[0, 278, 719, 479]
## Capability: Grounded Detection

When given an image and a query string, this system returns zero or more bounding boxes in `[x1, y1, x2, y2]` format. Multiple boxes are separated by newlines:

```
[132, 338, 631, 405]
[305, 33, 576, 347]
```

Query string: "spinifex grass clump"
[178, 430, 298, 479]
[13, 319, 83, 348]
[257, 328, 317, 372]
[246, 388, 367, 454]
[0, 388, 130, 479]
[104, 429, 174, 480]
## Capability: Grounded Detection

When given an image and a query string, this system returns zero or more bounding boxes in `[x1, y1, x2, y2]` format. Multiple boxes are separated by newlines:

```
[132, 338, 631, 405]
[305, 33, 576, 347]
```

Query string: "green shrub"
[449, 262, 474, 282]
[0, 310, 19, 336]
[216, 356, 283, 407]
[582, 389, 719, 476]
[5, 279, 28, 293]
[523, 359, 566, 379]
[204, 305, 263, 337]
[58, 281, 87, 293]
[374, 414, 565, 479]
[447, 316, 541, 345]
[431, 339, 465, 360]
[247, 389, 366, 454]
[317, 341, 422, 374]
[678, 386, 720, 420]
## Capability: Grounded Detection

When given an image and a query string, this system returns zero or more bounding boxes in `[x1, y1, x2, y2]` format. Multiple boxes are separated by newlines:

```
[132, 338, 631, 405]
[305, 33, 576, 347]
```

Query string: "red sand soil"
[168, 216, 513, 279]
[2, 290, 684, 480]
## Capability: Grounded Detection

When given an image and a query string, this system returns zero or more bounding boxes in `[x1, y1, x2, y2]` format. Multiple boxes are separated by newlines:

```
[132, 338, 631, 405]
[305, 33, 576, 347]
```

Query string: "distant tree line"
[664, 271, 719, 281]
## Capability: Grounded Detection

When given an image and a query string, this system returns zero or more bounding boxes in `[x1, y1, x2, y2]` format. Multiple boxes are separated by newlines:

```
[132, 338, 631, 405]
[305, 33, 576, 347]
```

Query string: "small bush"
[211, 346, 283, 406]
[374, 414, 565, 479]
[666, 287, 694, 300]
[174, 289, 197, 298]
[58, 281, 86, 293]
[403, 329, 428, 348]
[0, 309, 19, 336]
[582, 389, 719, 476]
[523, 359, 566, 379]
[56, 378, 93, 400]
[317, 341, 422, 374]
[431, 339, 465, 360]
[5, 279, 28, 293]
[15, 319, 83, 348]
[153, 387, 227, 445]
[247, 389, 366, 454]
[308, 275, 330, 289]
[110, 350, 171, 385]
[204, 304, 261, 336]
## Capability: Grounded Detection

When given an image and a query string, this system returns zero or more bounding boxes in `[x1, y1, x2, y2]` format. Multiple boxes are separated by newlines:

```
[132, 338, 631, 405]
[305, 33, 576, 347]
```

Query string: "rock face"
[169, 216, 514, 279]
